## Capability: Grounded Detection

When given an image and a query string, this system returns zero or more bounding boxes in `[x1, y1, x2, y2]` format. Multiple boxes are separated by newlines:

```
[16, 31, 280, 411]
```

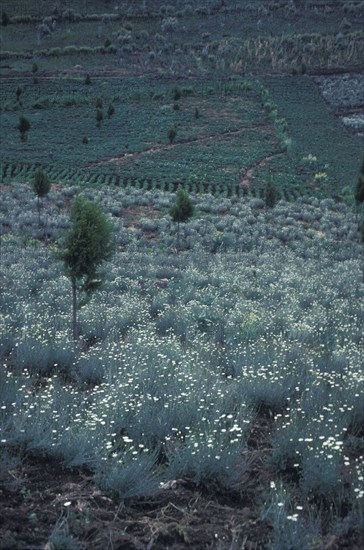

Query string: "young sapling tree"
[18, 115, 30, 141]
[355, 155, 364, 223]
[60, 197, 114, 340]
[2, 12, 10, 26]
[168, 126, 177, 144]
[107, 102, 115, 118]
[32, 167, 50, 226]
[96, 108, 103, 128]
[16, 86, 22, 103]
[361, 220, 364, 282]
[170, 187, 194, 251]
[32, 62, 39, 83]
[265, 180, 279, 209]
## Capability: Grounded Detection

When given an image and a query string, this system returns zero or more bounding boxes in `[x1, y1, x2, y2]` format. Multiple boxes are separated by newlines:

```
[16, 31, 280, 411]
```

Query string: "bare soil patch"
[2, 413, 362, 549]
[238, 151, 285, 189]
[0, 436, 272, 549]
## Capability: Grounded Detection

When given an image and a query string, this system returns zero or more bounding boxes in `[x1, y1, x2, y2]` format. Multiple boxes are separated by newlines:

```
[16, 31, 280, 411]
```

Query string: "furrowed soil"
[1, 414, 363, 549]
[0, 415, 273, 550]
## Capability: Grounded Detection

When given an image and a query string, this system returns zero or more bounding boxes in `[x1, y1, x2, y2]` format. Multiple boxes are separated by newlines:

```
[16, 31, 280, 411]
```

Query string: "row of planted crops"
[1, 74, 362, 202]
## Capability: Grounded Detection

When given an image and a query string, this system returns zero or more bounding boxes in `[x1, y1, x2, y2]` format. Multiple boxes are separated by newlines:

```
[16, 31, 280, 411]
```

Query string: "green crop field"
[1, 73, 362, 200]
[1, 1, 364, 549]
[0, 75, 287, 197]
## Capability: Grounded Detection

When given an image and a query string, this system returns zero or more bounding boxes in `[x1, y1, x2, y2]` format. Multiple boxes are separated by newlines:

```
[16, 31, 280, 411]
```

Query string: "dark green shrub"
[59, 197, 114, 339]
[172, 86, 181, 101]
[167, 126, 177, 144]
[15, 86, 22, 102]
[32, 62, 38, 83]
[107, 103, 115, 118]
[265, 180, 280, 209]
[32, 167, 50, 225]
[2, 11, 10, 26]
[355, 155, 364, 205]
[96, 108, 103, 128]
[18, 115, 30, 141]
[170, 187, 194, 250]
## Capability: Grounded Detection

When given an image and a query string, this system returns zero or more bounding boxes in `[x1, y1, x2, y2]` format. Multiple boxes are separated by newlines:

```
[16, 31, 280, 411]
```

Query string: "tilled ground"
[0, 453, 271, 549]
[1, 414, 363, 549]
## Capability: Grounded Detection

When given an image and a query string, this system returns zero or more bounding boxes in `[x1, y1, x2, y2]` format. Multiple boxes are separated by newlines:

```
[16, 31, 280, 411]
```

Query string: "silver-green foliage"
[0, 184, 363, 511]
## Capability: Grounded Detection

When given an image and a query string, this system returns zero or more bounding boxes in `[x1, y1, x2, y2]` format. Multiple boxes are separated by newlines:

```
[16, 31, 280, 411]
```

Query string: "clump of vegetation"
[355, 155, 364, 206]
[59, 196, 114, 340]
[1, 11, 10, 26]
[15, 86, 22, 103]
[265, 180, 280, 209]
[107, 102, 115, 118]
[170, 187, 194, 250]
[31, 62, 38, 84]
[96, 108, 103, 128]
[18, 115, 30, 142]
[167, 125, 177, 144]
[172, 86, 181, 101]
[32, 167, 50, 226]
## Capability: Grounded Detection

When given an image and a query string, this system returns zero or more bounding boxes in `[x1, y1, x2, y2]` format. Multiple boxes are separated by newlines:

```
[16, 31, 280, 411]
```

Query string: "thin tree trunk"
[176, 221, 180, 253]
[72, 279, 78, 340]
[37, 196, 41, 226]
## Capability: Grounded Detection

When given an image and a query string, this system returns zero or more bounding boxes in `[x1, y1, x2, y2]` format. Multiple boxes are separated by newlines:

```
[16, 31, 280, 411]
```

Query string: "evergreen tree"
[60, 197, 114, 340]
[96, 108, 103, 128]
[170, 187, 194, 251]
[32, 62, 38, 83]
[2, 12, 10, 26]
[168, 126, 177, 144]
[264, 180, 279, 209]
[355, 155, 364, 205]
[16, 86, 22, 102]
[360, 219, 364, 283]
[18, 115, 30, 141]
[32, 167, 50, 226]
[107, 102, 115, 118]
[172, 86, 181, 101]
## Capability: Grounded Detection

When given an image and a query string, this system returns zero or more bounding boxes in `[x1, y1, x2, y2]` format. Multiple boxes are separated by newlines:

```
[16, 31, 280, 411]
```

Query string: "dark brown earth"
[0, 424, 272, 549]
[1, 414, 363, 549]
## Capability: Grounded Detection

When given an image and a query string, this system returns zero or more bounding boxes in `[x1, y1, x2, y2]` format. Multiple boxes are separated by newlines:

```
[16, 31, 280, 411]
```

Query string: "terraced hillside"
[1, 2, 364, 549]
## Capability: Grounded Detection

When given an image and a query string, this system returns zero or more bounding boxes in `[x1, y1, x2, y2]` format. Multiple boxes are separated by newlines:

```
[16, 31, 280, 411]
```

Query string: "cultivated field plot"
[0, 183, 363, 548]
[1, 73, 361, 200]
[262, 75, 364, 199]
[1, 0, 363, 88]
[0, 75, 294, 197]
[314, 73, 364, 139]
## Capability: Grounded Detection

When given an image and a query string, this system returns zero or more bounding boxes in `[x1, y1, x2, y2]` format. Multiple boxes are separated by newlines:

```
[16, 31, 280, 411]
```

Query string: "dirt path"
[239, 150, 285, 189]
[85, 123, 270, 168]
